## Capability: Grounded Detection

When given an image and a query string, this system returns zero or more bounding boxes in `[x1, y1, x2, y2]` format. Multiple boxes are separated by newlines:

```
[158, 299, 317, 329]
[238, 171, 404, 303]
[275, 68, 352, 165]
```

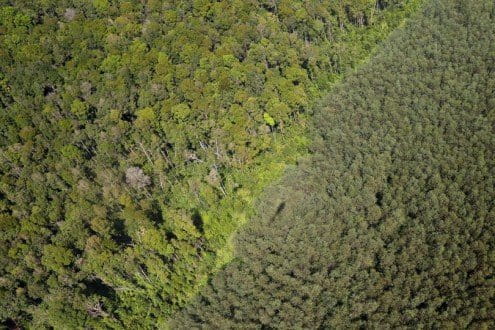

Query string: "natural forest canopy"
[0, 0, 421, 328]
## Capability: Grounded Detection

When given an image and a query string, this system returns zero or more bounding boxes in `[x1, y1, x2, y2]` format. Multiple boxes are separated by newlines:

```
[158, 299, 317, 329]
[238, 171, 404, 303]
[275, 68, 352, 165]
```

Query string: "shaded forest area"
[0, 0, 421, 328]
[175, 0, 495, 327]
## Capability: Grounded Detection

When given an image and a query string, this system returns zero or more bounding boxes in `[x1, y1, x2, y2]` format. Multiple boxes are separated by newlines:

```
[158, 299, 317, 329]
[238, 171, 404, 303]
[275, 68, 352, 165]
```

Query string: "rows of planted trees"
[0, 0, 420, 328]
[175, 0, 495, 327]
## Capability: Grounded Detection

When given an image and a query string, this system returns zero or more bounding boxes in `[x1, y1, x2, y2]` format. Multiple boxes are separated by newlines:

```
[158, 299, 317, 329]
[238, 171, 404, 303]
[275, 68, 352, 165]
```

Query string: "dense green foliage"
[0, 0, 420, 328]
[175, 0, 495, 327]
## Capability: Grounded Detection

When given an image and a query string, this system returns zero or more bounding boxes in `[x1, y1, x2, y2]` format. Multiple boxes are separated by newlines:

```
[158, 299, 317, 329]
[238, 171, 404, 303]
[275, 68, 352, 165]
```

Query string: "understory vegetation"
[175, 0, 495, 327]
[0, 0, 422, 328]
